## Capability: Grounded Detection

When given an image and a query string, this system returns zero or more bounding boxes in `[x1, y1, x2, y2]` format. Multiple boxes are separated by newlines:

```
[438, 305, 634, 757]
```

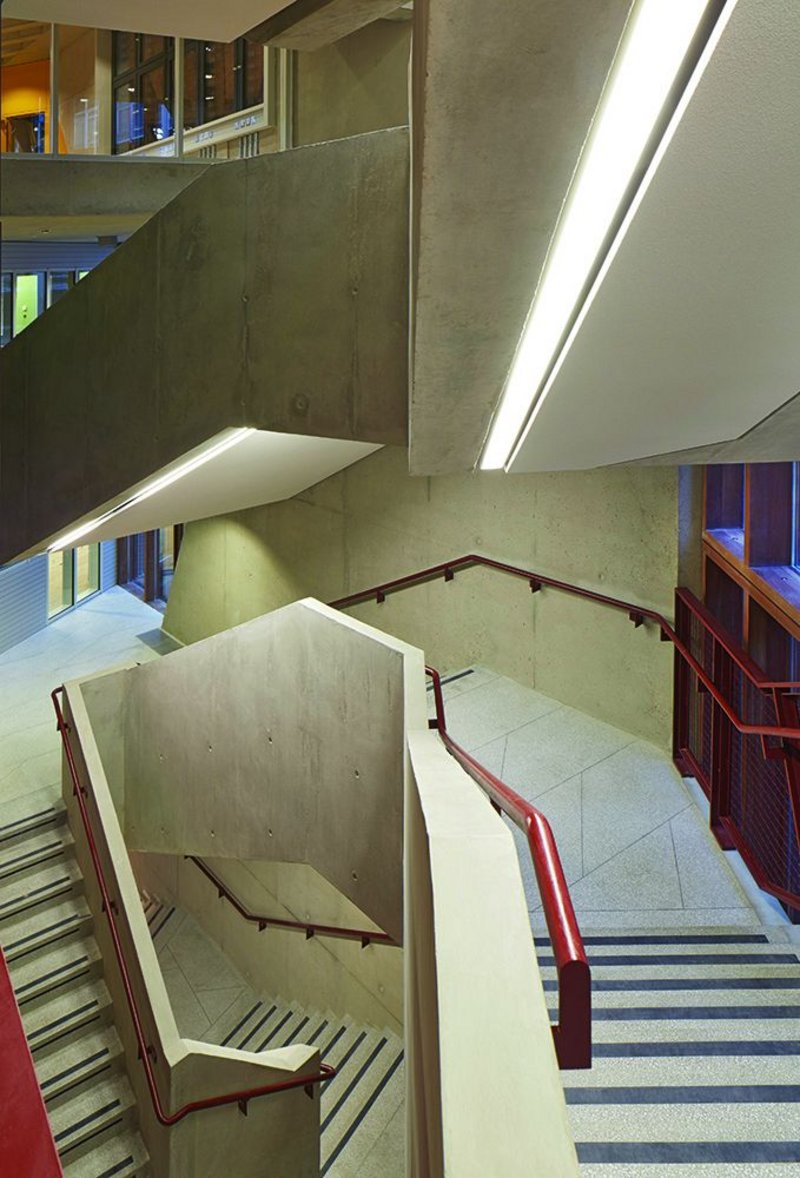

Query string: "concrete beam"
[247, 0, 401, 51]
[409, 0, 632, 474]
[0, 155, 210, 242]
[0, 129, 409, 565]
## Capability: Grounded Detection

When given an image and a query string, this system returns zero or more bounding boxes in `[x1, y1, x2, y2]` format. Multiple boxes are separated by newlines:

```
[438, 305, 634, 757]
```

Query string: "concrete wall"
[0, 129, 409, 565]
[406, 730, 579, 1177]
[294, 18, 410, 146]
[165, 446, 679, 747]
[123, 599, 427, 944]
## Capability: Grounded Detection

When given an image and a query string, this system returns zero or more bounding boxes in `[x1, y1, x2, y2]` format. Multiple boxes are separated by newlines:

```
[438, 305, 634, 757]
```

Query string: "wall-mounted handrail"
[187, 856, 397, 948]
[330, 554, 800, 740]
[51, 687, 335, 1127]
[426, 667, 591, 1070]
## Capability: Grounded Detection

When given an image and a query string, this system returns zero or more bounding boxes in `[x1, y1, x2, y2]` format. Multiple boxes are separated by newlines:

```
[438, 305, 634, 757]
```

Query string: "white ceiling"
[510, 0, 800, 473]
[1, 1, 294, 41]
[46, 430, 380, 550]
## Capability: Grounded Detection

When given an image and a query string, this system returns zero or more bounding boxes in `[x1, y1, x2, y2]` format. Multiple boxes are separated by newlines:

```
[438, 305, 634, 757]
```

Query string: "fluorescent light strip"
[48, 428, 255, 552]
[480, 0, 717, 471]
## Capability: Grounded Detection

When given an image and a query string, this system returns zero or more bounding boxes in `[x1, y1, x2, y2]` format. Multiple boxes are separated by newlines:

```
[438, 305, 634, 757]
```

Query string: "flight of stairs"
[537, 928, 800, 1173]
[144, 897, 406, 1176]
[0, 803, 150, 1176]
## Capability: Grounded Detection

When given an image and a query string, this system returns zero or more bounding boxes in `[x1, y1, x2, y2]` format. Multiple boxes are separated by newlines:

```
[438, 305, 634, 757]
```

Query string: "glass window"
[183, 41, 200, 130]
[158, 527, 175, 600]
[244, 42, 264, 109]
[1, 273, 11, 347]
[203, 42, 237, 123]
[48, 551, 74, 617]
[141, 34, 166, 62]
[76, 544, 100, 600]
[113, 31, 136, 75]
[13, 274, 42, 335]
[141, 64, 172, 143]
[48, 272, 75, 307]
[114, 80, 143, 150]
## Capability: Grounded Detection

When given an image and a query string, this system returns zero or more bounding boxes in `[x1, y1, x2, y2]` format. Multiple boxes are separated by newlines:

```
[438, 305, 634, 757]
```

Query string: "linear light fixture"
[480, 0, 728, 471]
[48, 428, 255, 552]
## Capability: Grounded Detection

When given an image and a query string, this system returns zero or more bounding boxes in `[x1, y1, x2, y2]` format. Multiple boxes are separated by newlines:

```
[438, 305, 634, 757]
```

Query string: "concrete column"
[277, 49, 294, 150]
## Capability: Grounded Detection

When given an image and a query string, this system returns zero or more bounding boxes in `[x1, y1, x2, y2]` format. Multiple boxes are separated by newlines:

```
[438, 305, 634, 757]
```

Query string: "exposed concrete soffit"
[246, 0, 404, 50]
[1, 0, 297, 41]
[408, 0, 634, 476]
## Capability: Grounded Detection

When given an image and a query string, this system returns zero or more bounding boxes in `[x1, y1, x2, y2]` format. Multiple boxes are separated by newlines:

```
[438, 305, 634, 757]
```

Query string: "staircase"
[0, 803, 150, 1176]
[537, 927, 800, 1172]
[144, 898, 405, 1177]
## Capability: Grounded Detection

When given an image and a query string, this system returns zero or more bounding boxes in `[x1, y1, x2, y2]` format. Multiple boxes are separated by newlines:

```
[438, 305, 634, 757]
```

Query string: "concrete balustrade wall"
[63, 681, 322, 1178]
[405, 730, 580, 1177]
[164, 446, 681, 747]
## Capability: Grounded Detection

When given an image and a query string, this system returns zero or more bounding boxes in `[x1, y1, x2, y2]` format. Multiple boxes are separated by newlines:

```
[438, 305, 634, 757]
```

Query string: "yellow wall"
[0, 57, 67, 152]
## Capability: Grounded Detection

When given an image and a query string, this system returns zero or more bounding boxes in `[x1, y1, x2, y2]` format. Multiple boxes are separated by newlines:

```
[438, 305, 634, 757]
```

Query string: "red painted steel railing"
[672, 590, 800, 916]
[426, 666, 591, 1070]
[331, 554, 800, 992]
[187, 855, 396, 948]
[51, 687, 335, 1127]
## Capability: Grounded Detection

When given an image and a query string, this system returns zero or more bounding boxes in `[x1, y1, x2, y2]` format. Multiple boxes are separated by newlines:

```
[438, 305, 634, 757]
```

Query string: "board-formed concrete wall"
[0, 129, 409, 565]
[164, 446, 679, 747]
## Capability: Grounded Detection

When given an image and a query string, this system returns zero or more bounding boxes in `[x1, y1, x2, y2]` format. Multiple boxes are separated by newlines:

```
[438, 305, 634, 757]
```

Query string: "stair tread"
[0, 826, 74, 878]
[10, 934, 101, 1003]
[23, 976, 111, 1047]
[0, 894, 91, 960]
[49, 1070, 136, 1155]
[0, 858, 83, 922]
[0, 805, 66, 850]
[62, 1127, 149, 1177]
[37, 1024, 124, 1102]
[569, 1101, 800, 1141]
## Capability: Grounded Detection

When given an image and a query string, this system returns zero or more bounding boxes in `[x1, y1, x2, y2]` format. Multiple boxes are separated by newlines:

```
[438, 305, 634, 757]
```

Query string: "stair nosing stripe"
[565, 1084, 800, 1105]
[41, 1046, 111, 1090]
[151, 907, 174, 938]
[58, 1115, 125, 1157]
[97, 1155, 136, 1178]
[221, 1001, 262, 1047]
[0, 840, 65, 871]
[237, 1005, 276, 1050]
[0, 876, 73, 911]
[551, 1005, 800, 1021]
[283, 1015, 310, 1046]
[576, 1142, 800, 1164]
[307, 1019, 329, 1046]
[3, 911, 85, 951]
[323, 1030, 366, 1079]
[321, 1038, 388, 1133]
[54, 1097, 121, 1143]
[0, 808, 59, 835]
[15, 953, 90, 995]
[319, 1024, 347, 1059]
[321, 1049, 403, 1175]
[256, 1009, 294, 1051]
[28, 997, 100, 1039]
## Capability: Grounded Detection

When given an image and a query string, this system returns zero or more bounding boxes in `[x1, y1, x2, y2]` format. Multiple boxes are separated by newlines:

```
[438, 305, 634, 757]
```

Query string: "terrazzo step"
[0, 805, 66, 852]
[10, 933, 102, 1007]
[23, 976, 113, 1054]
[565, 1055, 800, 1088]
[569, 1101, 800, 1142]
[49, 1070, 138, 1164]
[322, 1030, 404, 1177]
[221, 997, 294, 1052]
[0, 894, 92, 963]
[0, 857, 84, 922]
[589, 1016, 800, 1044]
[0, 825, 75, 882]
[36, 1024, 125, 1104]
[321, 1026, 386, 1127]
[580, 1159, 800, 1175]
[62, 1127, 150, 1177]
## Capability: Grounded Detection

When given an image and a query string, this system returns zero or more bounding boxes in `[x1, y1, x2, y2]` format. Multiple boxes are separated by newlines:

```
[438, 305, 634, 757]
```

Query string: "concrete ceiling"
[44, 430, 380, 551]
[1, 0, 295, 41]
[510, 0, 800, 472]
[409, 0, 635, 474]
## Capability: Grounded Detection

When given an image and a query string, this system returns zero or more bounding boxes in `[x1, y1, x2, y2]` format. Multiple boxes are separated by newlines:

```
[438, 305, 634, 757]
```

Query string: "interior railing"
[187, 855, 397, 948]
[330, 552, 800, 1030]
[427, 665, 591, 1069]
[51, 687, 335, 1126]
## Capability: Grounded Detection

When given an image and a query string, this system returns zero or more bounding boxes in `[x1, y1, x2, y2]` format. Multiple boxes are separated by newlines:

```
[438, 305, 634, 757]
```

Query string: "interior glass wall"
[13, 274, 43, 335]
[112, 31, 173, 153]
[58, 26, 98, 153]
[182, 38, 263, 130]
[0, 275, 12, 347]
[0, 20, 50, 153]
[48, 544, 101, 617]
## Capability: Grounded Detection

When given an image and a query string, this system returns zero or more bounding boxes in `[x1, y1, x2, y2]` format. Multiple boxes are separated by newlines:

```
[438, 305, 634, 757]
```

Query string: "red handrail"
[426, 667, 591, 1070]
[187, 856, 396, 948]
[330, 554, 800, 740]
[51, 687, 335, 1127]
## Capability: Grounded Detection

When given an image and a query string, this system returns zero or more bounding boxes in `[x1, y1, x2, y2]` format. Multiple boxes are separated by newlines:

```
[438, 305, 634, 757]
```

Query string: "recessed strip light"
[480, 0, 730, 471]
[47, 428, 255, 552]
